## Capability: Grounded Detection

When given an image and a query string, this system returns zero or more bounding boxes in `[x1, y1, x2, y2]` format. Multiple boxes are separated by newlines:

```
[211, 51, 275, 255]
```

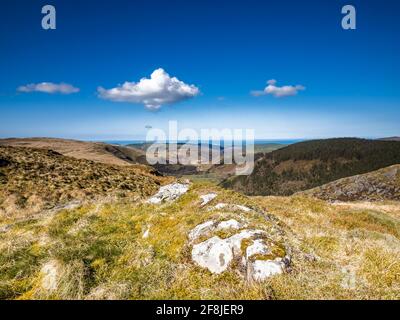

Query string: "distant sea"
[99, 139, 304, 146]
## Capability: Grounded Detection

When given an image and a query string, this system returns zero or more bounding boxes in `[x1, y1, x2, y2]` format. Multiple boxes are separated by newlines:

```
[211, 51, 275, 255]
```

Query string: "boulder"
[189, 222, 288, 281]
[211, 203, 252, 213]
[147, 183, 189, 204]
[192, 236, 233, 274]
[251, 260, 284, 281]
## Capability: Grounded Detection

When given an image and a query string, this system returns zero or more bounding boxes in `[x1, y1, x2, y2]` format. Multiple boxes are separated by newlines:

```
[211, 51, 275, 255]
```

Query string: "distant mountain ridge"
[221, 138, 400, 196]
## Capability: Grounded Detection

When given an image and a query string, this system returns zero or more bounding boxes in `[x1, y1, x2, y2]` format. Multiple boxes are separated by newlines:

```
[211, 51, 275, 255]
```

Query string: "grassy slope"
[0, 146, 169, 219]
[0, 183, 285, 300]
[222, 138, 400, 196]
[1, 180, 399, 299]
[253, 196, 400, 299]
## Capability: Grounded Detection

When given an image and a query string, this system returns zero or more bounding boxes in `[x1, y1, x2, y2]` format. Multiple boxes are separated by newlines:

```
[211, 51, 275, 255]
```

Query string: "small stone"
[0, 225, 10, 233]
[214, 203, 228, 210]
[41, 260, 59, 292]
[200, 193, 217, 206]
[246, 239, 270, 259]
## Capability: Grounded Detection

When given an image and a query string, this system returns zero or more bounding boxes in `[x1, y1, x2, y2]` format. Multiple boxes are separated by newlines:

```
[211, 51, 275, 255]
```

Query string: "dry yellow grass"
[253, 195, 400, 299]
[1, 179, 399, 300]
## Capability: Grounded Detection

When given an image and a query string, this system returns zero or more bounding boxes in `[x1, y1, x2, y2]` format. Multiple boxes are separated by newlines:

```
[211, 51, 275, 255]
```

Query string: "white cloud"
[251, 79, 305, 98]
[98, 68, 200, 110]
[17, 82, 79, 94]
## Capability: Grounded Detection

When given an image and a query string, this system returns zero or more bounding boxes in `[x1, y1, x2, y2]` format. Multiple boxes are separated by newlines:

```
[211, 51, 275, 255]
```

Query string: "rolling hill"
[0, 138, 148, 166]
[0, 145, 169, 217]
[221, 138, 400, 196]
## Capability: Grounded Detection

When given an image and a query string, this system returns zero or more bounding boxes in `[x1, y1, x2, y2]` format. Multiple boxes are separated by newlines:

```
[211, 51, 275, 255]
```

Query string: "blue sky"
[0, 0, 399, 140]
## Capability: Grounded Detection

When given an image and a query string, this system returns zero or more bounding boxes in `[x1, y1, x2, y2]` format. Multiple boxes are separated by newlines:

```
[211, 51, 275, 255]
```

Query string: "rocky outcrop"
[189, 218, 289, 281]
[301, 165, 400, 201]
[142, 226, 150, 239]
[189, 219, 244, 242]
[147, 183, 189, 204]
[199, 193, 217, 206]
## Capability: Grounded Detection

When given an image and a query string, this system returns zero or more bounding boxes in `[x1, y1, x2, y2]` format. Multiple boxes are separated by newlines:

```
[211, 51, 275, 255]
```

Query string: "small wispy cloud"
[17, 82, 80, 94]
[251, 79, 305, 98]
[98, 68, 200, 110]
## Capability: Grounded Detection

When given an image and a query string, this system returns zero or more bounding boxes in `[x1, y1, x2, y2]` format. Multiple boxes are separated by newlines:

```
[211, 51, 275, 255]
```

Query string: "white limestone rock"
[192, 236, 234, 274]
[211, 203, 252, 213]
[188, 220, 216, 241]
[189, 219, 244, 242]
[191, 229, 266, 273]
[216, 219, 242, 231]
[235, 205, 252, 212]
[200, 193, 217, 206]
[142, 227, 150, 239]
[251, 260, 284, 281]
[246, 239, 270, 259]
[190, 224, 288, 281]
[41, 260, 59, 292]
[147, 183, 189, 204]
[214, 203, 228, 210]
[224, 230, 265, 255]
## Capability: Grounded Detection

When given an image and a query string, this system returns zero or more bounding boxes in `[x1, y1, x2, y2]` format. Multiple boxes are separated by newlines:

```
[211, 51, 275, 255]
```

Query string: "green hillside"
[221, 138, 400, 196]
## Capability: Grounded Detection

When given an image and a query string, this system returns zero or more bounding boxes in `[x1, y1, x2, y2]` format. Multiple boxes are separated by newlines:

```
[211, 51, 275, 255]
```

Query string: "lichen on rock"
[189, 220, 289, 281]
[40, 260, 59, 292]
[210, 203, 252, 213]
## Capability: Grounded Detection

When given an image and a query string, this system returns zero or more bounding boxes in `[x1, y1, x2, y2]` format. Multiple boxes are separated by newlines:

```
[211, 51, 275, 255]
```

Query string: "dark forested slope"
[221, 138, 400, 196]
